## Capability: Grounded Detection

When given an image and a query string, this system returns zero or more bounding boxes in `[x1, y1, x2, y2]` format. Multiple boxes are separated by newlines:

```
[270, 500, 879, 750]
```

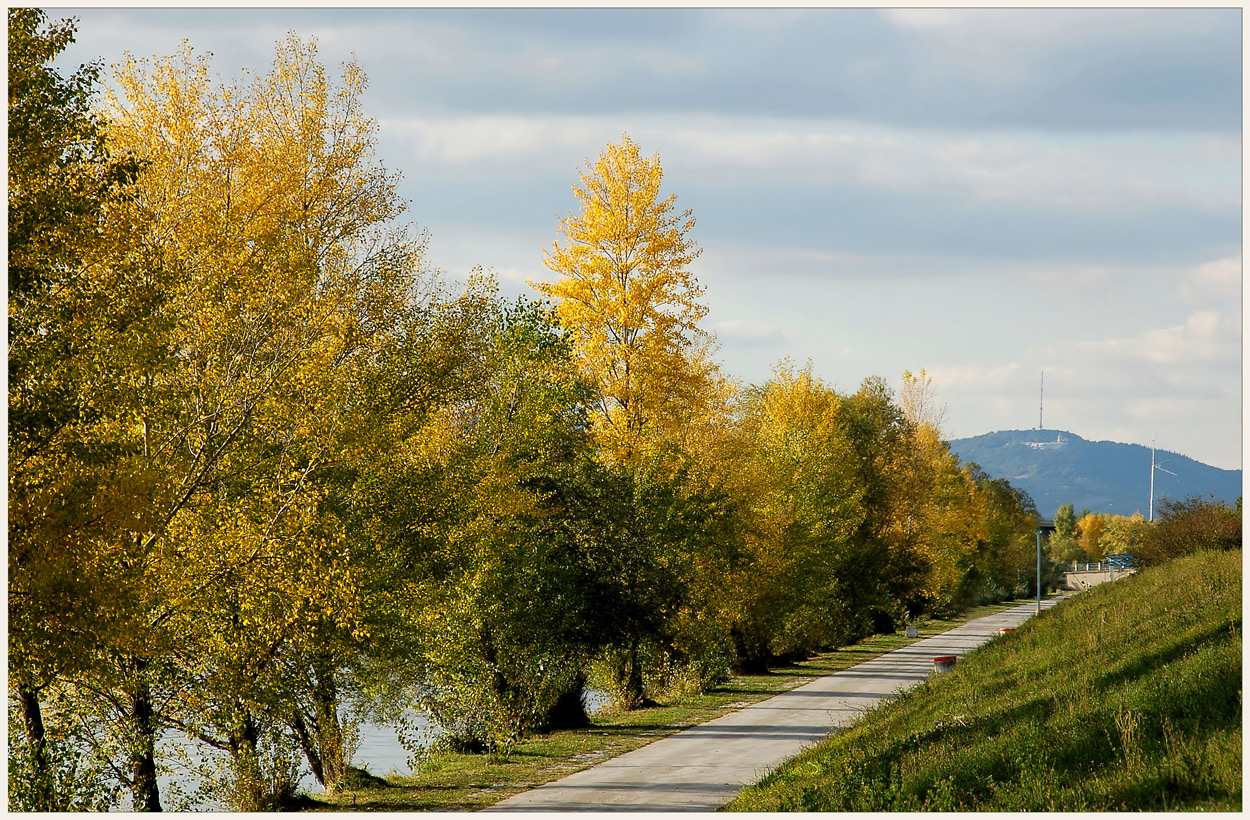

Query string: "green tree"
[8, 8, 149, 810]
[725, 362, 867, 669]
[1137, 496, 1241, 566]
[1048, 503, 1086, 562]
[963, 466, 1043, 602]
[386, 296, 610, 752]
[1099, 513, 1149, 561]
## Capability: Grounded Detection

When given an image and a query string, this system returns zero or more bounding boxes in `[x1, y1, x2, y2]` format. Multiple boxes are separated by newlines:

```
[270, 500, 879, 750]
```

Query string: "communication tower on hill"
[1038, 372, 1044, 430]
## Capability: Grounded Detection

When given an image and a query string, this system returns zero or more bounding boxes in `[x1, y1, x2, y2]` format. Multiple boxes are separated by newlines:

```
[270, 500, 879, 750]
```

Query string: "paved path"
[490, 597, 1068, 812]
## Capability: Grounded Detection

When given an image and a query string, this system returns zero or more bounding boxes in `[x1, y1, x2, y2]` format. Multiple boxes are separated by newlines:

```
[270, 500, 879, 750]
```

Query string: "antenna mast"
[1038, 372, 1044, 430]
[1149, 438, 1178, 522]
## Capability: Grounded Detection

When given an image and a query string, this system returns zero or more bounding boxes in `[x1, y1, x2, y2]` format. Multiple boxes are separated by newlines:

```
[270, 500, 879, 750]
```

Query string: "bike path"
[489, 597, 1068, 812]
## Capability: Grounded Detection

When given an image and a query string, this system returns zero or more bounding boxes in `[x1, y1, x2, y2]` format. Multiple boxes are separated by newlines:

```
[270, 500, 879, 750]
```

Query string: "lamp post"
[1036, 528, 1042, 614]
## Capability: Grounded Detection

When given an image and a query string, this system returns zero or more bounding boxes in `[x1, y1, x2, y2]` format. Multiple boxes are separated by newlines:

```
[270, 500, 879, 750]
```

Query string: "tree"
[1048, 504, 1086, 562]
[8, 8, 148, 810]
[1099, 513, 1149, 560]
[1137, 496, 1241, 566]
[964, 466, 1042, 602]
[1077, 512, 1110, 560]
[69, 33, 421, 809]
[381, 295, 621, 752]
[533, 134, 707, 463]
[725, 361, 867, 669]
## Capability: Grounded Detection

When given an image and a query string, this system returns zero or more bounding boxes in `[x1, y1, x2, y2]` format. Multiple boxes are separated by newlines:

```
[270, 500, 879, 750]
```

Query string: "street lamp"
[1036, 528, 1042, 614]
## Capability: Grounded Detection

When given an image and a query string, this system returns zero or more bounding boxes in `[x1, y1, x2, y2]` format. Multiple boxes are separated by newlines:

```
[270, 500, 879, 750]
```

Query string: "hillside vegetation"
[948, 429, 1242, 518]
[727, 550, 1242, 811]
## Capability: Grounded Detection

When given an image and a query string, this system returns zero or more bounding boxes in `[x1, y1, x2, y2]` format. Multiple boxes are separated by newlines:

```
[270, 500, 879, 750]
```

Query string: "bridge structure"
[1056, 554, 1136, 591]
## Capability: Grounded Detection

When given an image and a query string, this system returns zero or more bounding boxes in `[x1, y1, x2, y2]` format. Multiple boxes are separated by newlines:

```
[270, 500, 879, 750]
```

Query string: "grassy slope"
[727, 550, 1242, 812]
[305, 599, 1037, 811]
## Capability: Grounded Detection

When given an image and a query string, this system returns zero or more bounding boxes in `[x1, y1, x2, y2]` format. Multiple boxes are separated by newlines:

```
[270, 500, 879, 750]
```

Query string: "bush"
[1138, 496, 1241, 566]
[7, 694, 120, 811]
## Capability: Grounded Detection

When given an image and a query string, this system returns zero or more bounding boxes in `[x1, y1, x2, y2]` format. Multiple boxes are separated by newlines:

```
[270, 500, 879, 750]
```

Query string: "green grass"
[302, 598, 1038, 811]
[726, 551, 1243, 812]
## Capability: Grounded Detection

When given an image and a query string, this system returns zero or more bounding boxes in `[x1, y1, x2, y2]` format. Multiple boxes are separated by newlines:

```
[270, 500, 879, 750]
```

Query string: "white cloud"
[381, 113, 1239, 211]
[379, 115, 609, 167]
[928, 362, 1024, 392]
[1178, 256, 1242, 303]
[709, 318, 788, 348]
[1078, 311, 1241, 367]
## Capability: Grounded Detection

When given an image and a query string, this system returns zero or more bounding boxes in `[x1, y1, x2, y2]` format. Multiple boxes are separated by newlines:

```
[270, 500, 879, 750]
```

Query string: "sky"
[51, 5, 1243, 471]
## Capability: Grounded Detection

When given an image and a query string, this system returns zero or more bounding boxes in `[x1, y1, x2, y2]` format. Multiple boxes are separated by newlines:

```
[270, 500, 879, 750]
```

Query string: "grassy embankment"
[306, 598, 1041, 811]
[727, 550, 1242, 812]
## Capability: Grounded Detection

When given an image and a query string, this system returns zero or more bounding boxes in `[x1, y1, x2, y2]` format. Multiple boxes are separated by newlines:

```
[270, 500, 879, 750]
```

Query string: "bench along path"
[489, 597, 1068, 812]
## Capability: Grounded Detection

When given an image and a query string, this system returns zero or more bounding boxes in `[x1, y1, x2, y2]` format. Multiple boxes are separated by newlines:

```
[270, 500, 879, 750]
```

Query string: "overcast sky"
[52, 6, 1243, 471]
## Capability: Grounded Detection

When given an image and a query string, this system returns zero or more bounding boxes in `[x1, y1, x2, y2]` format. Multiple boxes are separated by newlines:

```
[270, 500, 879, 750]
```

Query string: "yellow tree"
[533, 134, 707, 462]
[723, 361, 869, 666]
[1077, 513, 1110, 559]
[84, 34, 419, 809]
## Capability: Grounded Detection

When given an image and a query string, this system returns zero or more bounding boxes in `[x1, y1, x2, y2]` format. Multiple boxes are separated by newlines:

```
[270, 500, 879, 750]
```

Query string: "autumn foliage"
[11, 12, 1235, 812]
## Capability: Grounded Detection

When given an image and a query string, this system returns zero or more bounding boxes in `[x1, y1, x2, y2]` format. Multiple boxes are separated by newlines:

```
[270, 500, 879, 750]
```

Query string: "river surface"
[153, 690, 608, 810]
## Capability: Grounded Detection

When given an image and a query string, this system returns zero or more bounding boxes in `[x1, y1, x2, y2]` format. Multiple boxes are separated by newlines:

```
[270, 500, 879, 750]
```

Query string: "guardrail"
[1056, 561, 1134, 574]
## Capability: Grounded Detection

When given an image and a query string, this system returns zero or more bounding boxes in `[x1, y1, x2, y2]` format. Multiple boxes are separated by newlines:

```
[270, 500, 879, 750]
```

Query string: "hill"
[947, 429, 1241, 519]
[726, 550, 1243, 811]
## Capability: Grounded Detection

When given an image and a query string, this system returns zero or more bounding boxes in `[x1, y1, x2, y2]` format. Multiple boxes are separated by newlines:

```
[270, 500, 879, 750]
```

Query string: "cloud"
[929, 309, 1241, 470]
[64, 7, 1240, 133]
[1177, 256, 1242, 303]
[1077, 311, 1241, 368]
[381, 112, 1239, 215]
[708, 318, 789, 349]
[879, 8, 1240, 131]
[53, 6, 1239, 471]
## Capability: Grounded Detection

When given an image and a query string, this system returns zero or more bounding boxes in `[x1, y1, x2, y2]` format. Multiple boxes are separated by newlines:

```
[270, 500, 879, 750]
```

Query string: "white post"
[1149, 444, 1156, 522]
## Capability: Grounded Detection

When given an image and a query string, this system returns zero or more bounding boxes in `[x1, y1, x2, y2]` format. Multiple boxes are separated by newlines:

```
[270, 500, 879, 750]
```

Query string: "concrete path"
[489, 597, 1068, 812]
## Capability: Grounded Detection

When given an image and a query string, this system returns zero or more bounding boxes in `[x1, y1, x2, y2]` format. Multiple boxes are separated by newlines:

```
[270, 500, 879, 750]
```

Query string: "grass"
[725, 550, 1243, 812]
[302, 598, 1039, 811]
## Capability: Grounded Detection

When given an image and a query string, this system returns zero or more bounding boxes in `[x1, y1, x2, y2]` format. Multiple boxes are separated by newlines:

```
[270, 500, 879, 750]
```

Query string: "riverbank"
[302, 597, 1049, 811]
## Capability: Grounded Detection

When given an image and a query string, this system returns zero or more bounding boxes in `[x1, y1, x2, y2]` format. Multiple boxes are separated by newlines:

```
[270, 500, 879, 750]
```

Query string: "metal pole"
[1149, 444, 1156, 522]
[1036, 529, 1042, 614]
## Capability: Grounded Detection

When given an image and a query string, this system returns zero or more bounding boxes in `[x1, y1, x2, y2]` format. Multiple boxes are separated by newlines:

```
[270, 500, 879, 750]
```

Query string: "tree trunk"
[611, 638, 650, 710]
[311, 658, 347, 791]
[228, 710, 265, 812]
[289, 712, 325, 787]
[17, 680, 55, 811]
[540, 670, 590, 731]
[127, 667, 163, 812]
[627, 639, 646, 706]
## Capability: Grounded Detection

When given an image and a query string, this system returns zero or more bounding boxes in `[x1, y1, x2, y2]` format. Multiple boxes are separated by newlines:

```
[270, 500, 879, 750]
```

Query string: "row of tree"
[10, 14, 1048, 811]
[1049, 498, 1241, 567]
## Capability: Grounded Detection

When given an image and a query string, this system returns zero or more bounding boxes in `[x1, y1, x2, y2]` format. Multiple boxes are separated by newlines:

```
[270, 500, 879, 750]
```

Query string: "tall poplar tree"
[78, 33, 421, 809]
[533, 134, 708, 462]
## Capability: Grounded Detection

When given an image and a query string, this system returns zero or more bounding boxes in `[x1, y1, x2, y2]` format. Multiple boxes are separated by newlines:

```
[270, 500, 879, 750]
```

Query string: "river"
[153, 690, 608, 810]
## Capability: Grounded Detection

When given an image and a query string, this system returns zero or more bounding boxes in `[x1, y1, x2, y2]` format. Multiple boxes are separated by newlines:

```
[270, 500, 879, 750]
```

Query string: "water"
[349, 711, 432, 779]
[152, 690, 607, 809]
[154, 713, 432, 810]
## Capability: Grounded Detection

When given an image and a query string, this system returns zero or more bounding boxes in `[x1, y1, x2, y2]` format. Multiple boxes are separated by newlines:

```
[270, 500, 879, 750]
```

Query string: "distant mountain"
[947, 429, 1242, 519]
